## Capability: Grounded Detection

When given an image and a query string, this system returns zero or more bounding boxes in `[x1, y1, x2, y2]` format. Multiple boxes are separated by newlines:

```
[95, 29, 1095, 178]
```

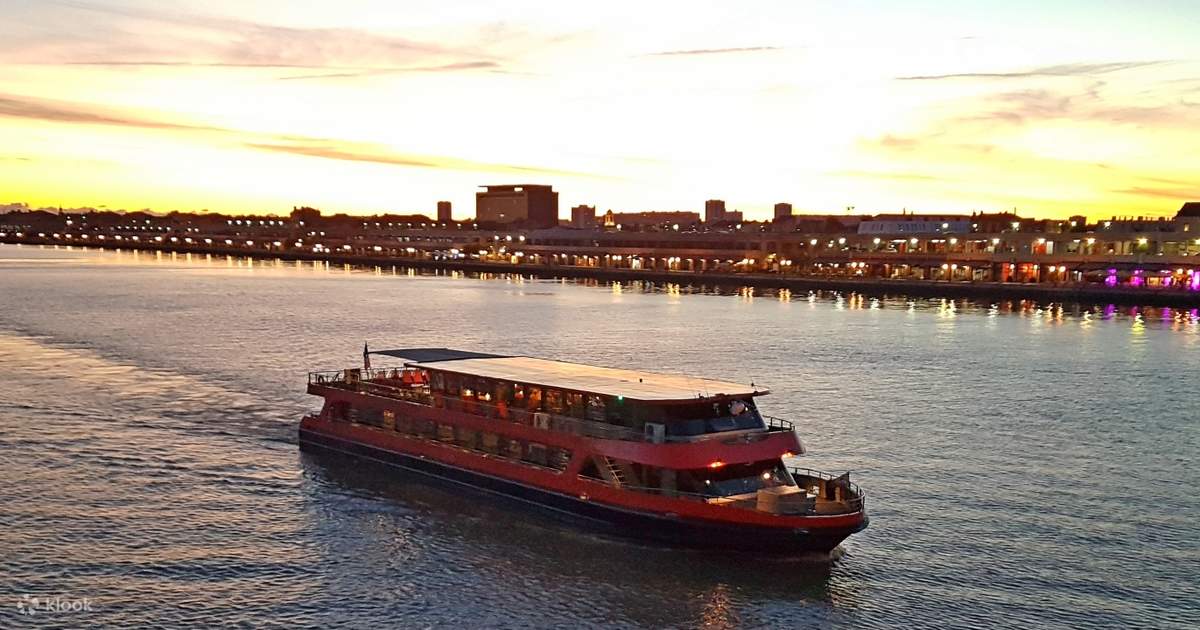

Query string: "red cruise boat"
[299, 348, 868, 554]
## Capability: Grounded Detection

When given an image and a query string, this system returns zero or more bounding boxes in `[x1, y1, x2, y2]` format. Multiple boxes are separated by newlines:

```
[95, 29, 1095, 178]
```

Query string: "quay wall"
[4, 236, 1200, 308]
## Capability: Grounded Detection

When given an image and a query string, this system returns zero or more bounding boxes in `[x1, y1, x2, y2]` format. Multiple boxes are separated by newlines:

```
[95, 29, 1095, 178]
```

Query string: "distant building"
[571, 204, 597, 229]
[436, 201, 452, 223]
[774, 203, 793, 221]
[608, 211, 700, 229]
[705, 199, 726, 224]
[724, 210, 744, 224]
[475, 185, 559, 228]
[857, 214, 972, 235]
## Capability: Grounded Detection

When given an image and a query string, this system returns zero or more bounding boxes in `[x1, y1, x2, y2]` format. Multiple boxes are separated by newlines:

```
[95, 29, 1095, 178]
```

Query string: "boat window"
[586, 395, 606, 422]
[494, 381, 511, 404]
[579, 458, 602, 480]
[567, 392, 585, 418]
[525, 387, 543, 411]
[681, 461, 795, 497]
[544, 389, 565, 414]
[524, 442, 549, 466]
[657, 398, 764, 436]
[606, 396, 631, 425]
[430, 372, 444, 392]
[549, 448, 571, 471]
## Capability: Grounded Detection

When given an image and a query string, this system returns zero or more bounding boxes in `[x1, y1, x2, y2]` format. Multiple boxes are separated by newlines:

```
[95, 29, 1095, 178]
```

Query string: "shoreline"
[6, 239, 1200, 308]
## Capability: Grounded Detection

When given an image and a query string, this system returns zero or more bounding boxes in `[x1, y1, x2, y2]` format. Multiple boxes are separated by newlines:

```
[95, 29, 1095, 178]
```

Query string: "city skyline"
[2, 1, 1199, 220]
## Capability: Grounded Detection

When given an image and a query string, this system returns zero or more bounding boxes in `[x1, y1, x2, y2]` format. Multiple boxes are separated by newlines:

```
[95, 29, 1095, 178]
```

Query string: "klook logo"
[16, 594, 93, 616]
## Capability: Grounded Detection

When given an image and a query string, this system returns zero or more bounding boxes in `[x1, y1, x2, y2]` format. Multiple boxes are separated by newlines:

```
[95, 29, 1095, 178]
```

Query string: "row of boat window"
[431, 372, 613, 423]
[426, 370, 764, 435]
[335, 404, 572, 472]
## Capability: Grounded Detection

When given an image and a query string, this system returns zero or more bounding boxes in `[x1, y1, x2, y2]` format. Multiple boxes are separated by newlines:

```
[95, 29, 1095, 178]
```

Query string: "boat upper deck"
[404, 355, 766, 402]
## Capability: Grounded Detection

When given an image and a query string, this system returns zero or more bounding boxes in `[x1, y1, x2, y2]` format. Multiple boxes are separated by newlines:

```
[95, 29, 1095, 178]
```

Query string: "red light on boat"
[708, 461, 725, 469]
[781, 451, 794, 459]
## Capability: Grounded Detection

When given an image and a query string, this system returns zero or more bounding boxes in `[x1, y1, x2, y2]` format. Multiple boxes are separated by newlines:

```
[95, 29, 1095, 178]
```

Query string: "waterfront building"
[437, 201, 452, 223]
[475, 185, 559, 228]
[570, 205, 597, 229]
[705, 199, 726, 224]
[10, 199, 1200, 295]
[857, 214, 973, 235]
[608, 211, 700, 230]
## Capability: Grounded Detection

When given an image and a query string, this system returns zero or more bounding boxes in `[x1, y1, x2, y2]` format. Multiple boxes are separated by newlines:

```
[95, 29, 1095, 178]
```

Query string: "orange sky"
[1, 0, 1198, 220]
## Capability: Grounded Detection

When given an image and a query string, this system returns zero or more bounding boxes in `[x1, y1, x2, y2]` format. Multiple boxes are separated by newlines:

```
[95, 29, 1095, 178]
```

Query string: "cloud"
[7, 1, 497, 73]
[832, 170, 944, 182]
[245, 142, 437, 169]
[1115, 186, 1200, 200]
[278, 60, 501, 81]
[0, 93, 222, 132]
[958, 87, 1200, 128]
[642, 46, 781, 57]
[874, 134, 924, 151]
[897, 61, 1168, 81]
[247, 139, 606, 179]
[0, 92, 605, 179]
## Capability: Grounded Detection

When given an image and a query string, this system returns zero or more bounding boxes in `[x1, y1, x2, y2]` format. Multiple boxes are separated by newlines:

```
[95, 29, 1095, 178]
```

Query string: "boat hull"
[299, 424, 867, 554]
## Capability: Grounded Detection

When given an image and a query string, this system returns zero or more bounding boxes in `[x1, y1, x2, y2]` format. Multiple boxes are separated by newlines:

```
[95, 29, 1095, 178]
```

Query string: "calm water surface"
[1, 245, 1197, 629]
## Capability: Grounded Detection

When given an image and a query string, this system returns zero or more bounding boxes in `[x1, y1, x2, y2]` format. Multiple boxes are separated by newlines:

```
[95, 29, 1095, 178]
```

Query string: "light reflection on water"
[1, 244, 1198, 628]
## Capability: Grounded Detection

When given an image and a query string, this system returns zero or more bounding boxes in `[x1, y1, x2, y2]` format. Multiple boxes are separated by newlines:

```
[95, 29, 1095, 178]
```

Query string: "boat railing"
[309, 369, 434, 404]
[788, 467, 867, 513]
[309, 368, 798, 445]
[579, 470, 866, 516]
[763, 415, 795, 432]
[434, 396, 648, 442]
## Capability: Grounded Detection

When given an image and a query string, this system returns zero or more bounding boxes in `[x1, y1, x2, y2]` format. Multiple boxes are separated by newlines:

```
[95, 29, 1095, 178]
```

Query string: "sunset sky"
[1, 0, 1198, 220]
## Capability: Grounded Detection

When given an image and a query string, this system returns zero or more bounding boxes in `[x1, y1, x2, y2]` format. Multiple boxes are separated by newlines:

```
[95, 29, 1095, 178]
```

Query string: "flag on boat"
[363, 342, 370, 369]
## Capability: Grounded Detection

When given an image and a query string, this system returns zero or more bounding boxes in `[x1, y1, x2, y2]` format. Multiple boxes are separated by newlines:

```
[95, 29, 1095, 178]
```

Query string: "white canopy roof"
[407, 356, 767, 402]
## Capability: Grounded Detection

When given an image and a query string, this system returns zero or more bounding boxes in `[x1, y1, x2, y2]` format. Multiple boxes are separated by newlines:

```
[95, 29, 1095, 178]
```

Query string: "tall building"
[570, 204, 597, 229]
[774, 202, 793, 221]
[436, 201, 452, 223]
[705, 199, 726, 224]
[475, 185, 559, 228]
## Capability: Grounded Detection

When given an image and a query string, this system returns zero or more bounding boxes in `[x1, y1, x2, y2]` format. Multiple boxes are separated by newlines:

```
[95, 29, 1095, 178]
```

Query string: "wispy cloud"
[278, 60, 501, 81]
[642, 46, 781, 57]
[0, 91, 603, 179]
[0, 93, 221, 131]
[8, 1, 498, 74]
[831, 170, 944, 182]
[248, 139, 607, 179]
[1115, 185, 1200, 200]
[956, 87, 1200, 128]
[897, 61, 1168, 81]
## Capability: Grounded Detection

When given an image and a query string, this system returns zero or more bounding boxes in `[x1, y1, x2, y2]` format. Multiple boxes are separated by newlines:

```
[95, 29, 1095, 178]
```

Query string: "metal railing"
[788, 467, 867, 513]
[764, 415, 795, 431]
[577, 466, 866, 516]
[308, 368, 799, 444]
[435, 396, 647, 442]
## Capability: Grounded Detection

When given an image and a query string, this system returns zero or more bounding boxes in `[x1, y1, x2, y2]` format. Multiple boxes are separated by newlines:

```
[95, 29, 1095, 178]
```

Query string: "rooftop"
[390, 351, 766, 402]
